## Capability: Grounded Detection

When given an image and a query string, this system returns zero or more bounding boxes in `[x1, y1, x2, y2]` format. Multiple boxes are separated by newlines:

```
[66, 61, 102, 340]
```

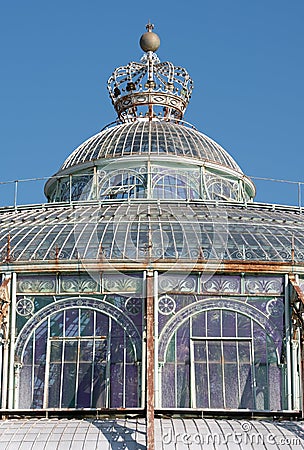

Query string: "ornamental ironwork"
[107, 24, 193, 122]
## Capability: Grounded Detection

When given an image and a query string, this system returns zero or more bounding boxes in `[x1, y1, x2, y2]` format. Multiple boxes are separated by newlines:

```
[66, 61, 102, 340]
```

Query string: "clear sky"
[0, 0, 303, 206]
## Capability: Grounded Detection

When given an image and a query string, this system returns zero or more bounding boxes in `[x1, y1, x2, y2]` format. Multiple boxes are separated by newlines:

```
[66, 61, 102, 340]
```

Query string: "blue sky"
[0, 0, 303, 206]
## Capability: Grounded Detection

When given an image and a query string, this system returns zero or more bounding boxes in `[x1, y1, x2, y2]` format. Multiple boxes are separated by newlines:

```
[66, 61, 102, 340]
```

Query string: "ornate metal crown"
[107, 23, 194, 122]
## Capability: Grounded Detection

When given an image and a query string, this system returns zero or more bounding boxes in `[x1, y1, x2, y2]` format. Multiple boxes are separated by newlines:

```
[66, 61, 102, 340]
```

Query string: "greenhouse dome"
[0, 22, 303, 450]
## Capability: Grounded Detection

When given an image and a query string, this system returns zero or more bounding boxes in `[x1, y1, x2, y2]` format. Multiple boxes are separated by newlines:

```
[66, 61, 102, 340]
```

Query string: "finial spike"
[146, 20, 154, 32]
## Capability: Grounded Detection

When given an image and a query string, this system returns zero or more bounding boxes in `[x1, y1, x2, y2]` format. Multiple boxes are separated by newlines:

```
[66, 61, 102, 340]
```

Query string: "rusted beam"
[146, 272, 154, 450]
[1, 259, 303, 275]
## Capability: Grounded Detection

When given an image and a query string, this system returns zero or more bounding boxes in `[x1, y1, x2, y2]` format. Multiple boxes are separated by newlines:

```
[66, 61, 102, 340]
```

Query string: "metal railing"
[0, 174, 304, 209]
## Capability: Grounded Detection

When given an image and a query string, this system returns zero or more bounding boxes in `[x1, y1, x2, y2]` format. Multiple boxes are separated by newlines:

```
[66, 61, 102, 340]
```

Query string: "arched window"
[152, 169, 200, 200]
[18, 307, 140, 409]
[161, 308, 284, 410]
[99, 170, 147, 200]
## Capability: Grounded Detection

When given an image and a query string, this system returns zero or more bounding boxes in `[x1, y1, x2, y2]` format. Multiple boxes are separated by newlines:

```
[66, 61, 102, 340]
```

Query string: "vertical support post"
[141, 271, 147, 408]
[147, 160, 152, 200]
[301, 339, 304, 418]
[69, 174, 72, 204]
[8, 272, 16, 409]
[146, 270, 154, 450]
[93, 166, 98, 200]
[0, 273, 10, 409]
[292, 335, 300, 410]
[14, 181, 18, 210]
[284, 274, 292, 409]
[154, 270, 159, 408]
[298, 182, 302, 212]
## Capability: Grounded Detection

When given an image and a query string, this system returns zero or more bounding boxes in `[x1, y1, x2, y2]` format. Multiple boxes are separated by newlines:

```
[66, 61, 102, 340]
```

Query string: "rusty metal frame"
[289, 274, 304, 416]
[146, 271, 154, 449]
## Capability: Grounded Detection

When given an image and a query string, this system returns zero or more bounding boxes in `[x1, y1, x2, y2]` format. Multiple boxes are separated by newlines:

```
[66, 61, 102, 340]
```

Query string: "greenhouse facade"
[0, 23, 303, 449]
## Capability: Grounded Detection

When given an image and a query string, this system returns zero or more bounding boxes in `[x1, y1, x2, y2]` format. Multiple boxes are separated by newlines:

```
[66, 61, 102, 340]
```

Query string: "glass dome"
[45, 120, 255, 203]
[60, 120, 242, 172]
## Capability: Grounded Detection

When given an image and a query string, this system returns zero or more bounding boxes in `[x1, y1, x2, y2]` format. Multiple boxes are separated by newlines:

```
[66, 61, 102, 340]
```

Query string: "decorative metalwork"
[107, 25, 193, 121]
[124, 297, 141, 315]
[60, 276, 99, 293]
[158, 275, 197, 293]
[202, 275, 241, 293]
[244, 277, 283, 294]
[17, 276, 56, 294]
[0, 277, 10, 338]
[15, 296, 142, 361]
[158, 295, 176, 315]
[158, 297, 283, 361]
[103, 274, 142, 294]
[266, 298, 284, 317]
[205, 174, 240, 201]
[16, 297, 34, 316]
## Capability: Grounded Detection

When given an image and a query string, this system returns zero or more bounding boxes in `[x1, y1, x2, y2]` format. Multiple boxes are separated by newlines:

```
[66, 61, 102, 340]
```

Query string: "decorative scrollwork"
[266, 299, 284, 317]
[60, 277, 98, 293]
[17, 278, 56, 294]
[103, 275, 142, 293]
[159, 275, 197, 293]
[202, 276, 240, 294]
[245, 277, 283, 294]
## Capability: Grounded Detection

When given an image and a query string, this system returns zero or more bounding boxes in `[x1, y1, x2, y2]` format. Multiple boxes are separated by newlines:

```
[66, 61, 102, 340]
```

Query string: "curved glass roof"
[0, 418, 302, 449]
[1, 201, 304, 263]
[60, 120, 243, 173]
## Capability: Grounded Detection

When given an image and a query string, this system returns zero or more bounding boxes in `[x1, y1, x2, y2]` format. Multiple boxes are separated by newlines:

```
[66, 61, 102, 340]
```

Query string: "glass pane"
[62, 361, 77, 408]
[48, 363, 62, 408]
[64, 340, 78, 362]
[92, 363, 107, 408]
[50, 340, 62, 363]
[209, 363, 223, 408]
[161, 364, 176, 407]
[110, 363, 123, 407]
[222, 311, 236, 337]
[237, 314, 251, 337]
[177, 364, 190, 407]
[61, 341, 78, 407]
[239, 364, 253, 409]
[194, 362, 208, 407]
[65, 309, 79, 337]
[125, 365, 138, 407]
[207, 311, 221, 337]
[77, 363, 92, 408]
[19, 366, 32, 408]
[50, 312, 64, 337]
[192, 312, 206, 337]
[79, 340, 93, 362]
[80, 310, 94, 336]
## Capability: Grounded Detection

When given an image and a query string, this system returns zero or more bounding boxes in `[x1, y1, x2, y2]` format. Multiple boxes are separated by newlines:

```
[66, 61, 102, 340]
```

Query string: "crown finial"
[107, 24, 193, 122]
[140, 22, 160, 53]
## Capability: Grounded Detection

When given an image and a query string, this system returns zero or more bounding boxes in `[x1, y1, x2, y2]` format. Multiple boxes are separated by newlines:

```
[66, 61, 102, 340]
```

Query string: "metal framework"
[0, 23, 304, 450]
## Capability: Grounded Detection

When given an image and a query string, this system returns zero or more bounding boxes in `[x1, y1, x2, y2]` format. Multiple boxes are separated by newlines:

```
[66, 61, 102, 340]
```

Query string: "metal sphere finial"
[140, 21, 160, 53]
